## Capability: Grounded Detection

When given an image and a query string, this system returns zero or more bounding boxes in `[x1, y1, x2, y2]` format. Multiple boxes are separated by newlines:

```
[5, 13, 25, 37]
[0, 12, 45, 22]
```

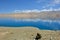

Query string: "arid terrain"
[0, 11, 60, 40]
[0, 11, 60, 20]
[0, 27, 60, 40]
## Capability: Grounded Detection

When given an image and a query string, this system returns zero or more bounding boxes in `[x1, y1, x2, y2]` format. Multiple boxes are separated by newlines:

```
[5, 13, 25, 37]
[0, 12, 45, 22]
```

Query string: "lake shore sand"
[0, 27, 60, 40]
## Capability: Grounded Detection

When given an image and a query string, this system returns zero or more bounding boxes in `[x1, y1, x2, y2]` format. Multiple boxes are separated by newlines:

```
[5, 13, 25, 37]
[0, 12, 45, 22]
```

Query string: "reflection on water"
[0, 18, 60, 30]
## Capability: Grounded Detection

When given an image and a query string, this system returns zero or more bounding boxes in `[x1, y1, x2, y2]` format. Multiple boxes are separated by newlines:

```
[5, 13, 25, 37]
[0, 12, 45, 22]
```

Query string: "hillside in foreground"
[0, 27, 60, 40]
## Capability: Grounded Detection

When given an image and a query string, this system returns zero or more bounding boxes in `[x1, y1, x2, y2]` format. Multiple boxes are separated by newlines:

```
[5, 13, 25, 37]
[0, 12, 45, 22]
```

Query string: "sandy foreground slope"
[0, 27, 60, 40]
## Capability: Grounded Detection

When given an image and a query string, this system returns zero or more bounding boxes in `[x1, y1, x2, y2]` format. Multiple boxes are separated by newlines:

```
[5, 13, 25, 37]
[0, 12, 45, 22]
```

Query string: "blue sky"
[0, 0, 60, 13]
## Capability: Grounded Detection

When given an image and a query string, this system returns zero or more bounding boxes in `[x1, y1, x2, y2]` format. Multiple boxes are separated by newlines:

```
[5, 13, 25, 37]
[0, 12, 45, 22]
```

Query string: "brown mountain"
[0, 11, 60, 20]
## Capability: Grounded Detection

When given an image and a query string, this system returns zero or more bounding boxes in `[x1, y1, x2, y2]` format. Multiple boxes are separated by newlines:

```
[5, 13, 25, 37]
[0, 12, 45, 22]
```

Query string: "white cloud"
[41, 8, 60, 11]
[36, 0, 60, 9]
[13, 8, 60, 13]
[51, 0, 60, 7]
[54, 0, 60, 4]
[13, 0, 60, 13]
[14, 10, 21, 13]
[14, 9, 41, 13]
[36, 0, 60, 4]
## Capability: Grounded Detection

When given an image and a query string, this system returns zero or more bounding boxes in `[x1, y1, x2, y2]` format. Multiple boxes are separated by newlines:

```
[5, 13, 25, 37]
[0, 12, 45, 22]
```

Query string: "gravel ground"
[0, 27, 60, 40]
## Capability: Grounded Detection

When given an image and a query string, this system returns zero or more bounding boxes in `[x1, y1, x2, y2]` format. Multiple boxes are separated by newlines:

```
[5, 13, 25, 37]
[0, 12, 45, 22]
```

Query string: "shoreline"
[0, 26, 60, 31]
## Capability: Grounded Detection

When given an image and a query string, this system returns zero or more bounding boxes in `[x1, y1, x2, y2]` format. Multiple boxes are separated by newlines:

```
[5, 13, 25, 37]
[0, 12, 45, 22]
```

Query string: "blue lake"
[0, 18, 60, 30]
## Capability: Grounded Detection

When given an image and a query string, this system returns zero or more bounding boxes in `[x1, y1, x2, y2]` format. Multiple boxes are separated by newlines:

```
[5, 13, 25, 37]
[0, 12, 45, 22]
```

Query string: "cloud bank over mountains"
[14, 8, 60, 13]
[13, 0, 60, 13]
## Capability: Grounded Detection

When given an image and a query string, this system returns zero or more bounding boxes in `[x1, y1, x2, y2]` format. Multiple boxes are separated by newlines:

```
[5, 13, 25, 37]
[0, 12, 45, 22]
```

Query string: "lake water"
[0, 18, 60, 30]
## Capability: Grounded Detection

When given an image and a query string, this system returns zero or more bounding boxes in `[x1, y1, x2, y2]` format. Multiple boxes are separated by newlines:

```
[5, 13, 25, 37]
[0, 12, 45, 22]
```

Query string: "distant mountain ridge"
[0, 11, 60, 20]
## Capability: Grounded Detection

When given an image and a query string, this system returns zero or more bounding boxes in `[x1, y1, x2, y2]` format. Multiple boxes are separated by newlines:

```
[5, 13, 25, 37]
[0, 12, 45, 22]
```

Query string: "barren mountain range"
[0, 11, 60, 20]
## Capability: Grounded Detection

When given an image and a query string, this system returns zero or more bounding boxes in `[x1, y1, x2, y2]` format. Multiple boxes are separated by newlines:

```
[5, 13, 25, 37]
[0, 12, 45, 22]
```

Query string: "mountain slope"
[0, 11, 60, 20]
